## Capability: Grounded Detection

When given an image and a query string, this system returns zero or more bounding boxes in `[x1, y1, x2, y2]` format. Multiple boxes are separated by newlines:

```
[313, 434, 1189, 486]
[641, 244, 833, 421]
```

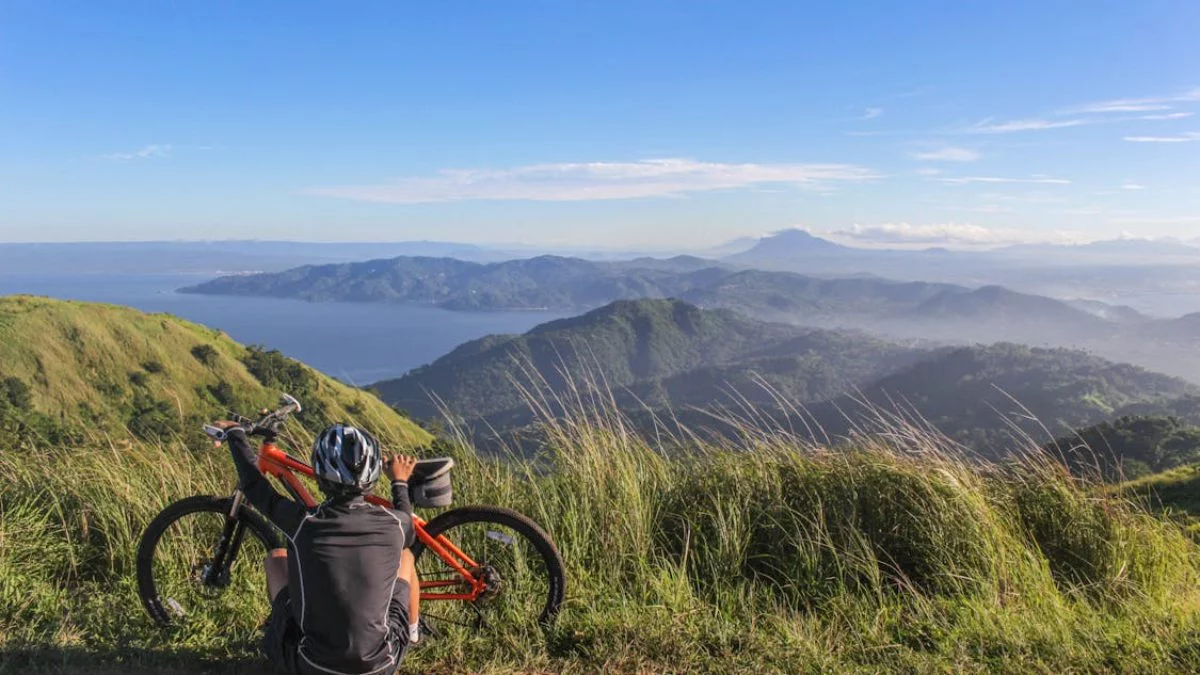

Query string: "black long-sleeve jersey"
[228, 429, 415, 675]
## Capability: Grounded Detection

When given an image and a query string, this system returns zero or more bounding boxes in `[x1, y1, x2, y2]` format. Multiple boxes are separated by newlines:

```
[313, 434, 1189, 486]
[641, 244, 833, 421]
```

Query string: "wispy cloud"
[1123, 132, 1200, 143]
[1141, 112, 1194, 120]
[1062, 88, 1200, 115]
[966, 118, 1087, 134]
[1120, 183, 1145, 190]
[936, 175, 1071, 185]
[914, 167, 942, 176]
[308, 158, 882, 204]
[859, 107, 884, 120]
[945, 204, 1012, 214]
[964, 88, 1200, 135]
[1110, 215, 1200, 225]
[102, 144, 172, 160]
[912, 146, 980, 162]
[827, 222, 1082, 248]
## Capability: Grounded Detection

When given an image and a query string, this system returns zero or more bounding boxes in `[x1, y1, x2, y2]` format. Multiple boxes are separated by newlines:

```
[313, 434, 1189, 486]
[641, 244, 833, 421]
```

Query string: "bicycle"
[136, 394, 565, 635]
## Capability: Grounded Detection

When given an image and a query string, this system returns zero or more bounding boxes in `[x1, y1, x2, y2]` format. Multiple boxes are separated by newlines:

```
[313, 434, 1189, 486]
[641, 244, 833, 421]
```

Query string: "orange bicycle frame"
[256, 442, 486, 602]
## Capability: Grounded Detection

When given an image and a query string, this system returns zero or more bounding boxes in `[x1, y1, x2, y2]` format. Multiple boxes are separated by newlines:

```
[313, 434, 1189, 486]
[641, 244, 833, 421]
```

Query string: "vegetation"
[180, 253, 967, 315]
[4, 391, 1200, 673]
[4, 295, 1200, 672]
[376, 301, 1195, 454]
[1049, 416, 1200, 480]
[374, 299, 925, 426]
[0, 296, 430, 448]
[819, 342, 1197, 453]
[180, 252, 1200, 384]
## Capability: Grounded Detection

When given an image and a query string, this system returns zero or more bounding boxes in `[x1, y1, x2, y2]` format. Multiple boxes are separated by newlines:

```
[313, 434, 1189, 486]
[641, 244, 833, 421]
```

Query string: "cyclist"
[216, 420, 421, 675]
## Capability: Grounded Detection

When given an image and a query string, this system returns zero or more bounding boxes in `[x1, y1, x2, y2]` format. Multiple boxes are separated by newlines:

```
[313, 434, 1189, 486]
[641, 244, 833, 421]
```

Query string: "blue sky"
[2, 1, 1199, 248]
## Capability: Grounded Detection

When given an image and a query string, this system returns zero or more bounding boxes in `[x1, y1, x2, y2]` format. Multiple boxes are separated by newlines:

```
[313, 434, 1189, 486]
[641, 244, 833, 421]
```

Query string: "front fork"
[203, 490, 248, 588]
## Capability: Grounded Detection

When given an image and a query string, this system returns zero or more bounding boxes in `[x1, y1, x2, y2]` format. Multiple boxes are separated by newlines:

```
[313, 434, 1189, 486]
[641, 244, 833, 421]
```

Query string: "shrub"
[191, 344, 219, 365]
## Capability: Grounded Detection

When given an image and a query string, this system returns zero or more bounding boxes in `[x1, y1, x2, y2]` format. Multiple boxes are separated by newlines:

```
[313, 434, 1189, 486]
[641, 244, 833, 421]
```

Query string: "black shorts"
[262, 584, 411, 675]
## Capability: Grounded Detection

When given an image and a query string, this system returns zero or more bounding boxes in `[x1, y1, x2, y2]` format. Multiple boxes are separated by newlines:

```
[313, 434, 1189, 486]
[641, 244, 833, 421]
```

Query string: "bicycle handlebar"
[203, 393, 302, 442]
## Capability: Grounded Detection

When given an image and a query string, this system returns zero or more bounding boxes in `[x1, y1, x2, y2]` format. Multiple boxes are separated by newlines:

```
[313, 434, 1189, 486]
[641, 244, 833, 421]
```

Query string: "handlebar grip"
[202, 424, 229, 441]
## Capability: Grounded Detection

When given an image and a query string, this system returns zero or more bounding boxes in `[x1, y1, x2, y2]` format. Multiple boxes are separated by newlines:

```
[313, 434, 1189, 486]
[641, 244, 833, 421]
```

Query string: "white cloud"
[914, 167, 942, 176]
[308, 158, 881, 204]
[102, 144, 172, 160]
[826, 223, 1083, 248]
[859, 107, 884, 120]
[936, 176, 1071, 185]
[1123, 132, 1200, 143]
[912, 146, 980, 162]
[1063, 88, 1200, 115]
[945, 204, 1012, 214]
[967, 118, 1087, 134]
[1120, 183, 1145, 190]
[1110, 215, 1200, 225]
[1141, 112, 1194, 120]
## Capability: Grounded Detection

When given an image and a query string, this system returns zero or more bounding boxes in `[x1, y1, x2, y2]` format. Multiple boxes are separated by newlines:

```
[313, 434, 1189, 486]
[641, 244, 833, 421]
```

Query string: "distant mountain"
[911, 286, 1114, 334]
[817, 343, 1197, 449]
[181, 253, 971, 315]
[679, 269, 959, 319]
[1067, 299, 1148, 324]
[371, 300, 1196, 455]
[0, 240, 512, 275]
[727, 229, 852, 261]
[372, 299, 925, 427]
[0, 296, 430, 446]
[182, 252, 1200, 384]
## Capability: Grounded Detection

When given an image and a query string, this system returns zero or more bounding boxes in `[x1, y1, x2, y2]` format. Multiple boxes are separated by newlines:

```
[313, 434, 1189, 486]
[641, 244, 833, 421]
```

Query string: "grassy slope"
[0, 295, 429, 447]
[4, 405, 1200, 673]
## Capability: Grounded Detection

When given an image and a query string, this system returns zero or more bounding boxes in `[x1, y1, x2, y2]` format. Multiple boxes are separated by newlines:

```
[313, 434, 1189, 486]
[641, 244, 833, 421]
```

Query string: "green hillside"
[1048, 415, 1200, 480]
[373, 298, 921, 426]
[810, 343, 1197, 452]
[0, 295, 430, 448]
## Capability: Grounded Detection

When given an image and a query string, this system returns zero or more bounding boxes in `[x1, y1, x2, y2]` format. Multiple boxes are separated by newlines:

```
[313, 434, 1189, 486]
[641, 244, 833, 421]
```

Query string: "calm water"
[0, 274, 567, 384]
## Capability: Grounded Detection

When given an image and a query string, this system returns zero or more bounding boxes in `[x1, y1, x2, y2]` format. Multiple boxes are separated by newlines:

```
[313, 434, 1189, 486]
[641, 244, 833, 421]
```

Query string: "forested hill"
[808, 343, 1197, 451]
[0, 295, 430, 448]
[372, 300, 1197, 453]
[179, 253, 967, 314]
[372, 298, 925, 424]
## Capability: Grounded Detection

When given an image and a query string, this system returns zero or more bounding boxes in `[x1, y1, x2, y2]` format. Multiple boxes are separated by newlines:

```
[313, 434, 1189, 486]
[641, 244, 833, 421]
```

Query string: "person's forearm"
[227, 429, 264, 488]
[391, 479, 413, 515]
[391, 480, 416, 547]
[227, 429, 284, 517]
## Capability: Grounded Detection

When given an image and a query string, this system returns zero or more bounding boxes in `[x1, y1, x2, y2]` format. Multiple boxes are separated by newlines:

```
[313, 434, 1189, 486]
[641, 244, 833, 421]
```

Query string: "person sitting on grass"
[216, 420, 421, 675]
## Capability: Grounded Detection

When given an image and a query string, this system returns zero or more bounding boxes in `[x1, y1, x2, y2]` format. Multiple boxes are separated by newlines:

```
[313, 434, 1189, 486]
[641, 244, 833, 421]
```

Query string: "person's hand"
[212, 420, 242, 430]
[385, 454, 417, 483]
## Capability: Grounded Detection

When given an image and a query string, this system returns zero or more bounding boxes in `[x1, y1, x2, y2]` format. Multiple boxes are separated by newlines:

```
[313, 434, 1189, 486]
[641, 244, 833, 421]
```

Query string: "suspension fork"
[204, 490, 248, 586]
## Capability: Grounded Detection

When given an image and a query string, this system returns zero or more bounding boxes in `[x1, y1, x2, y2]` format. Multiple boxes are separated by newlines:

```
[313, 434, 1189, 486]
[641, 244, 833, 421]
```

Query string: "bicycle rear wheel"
[411, 505, 565, 635]
[137, 495, 278, 631]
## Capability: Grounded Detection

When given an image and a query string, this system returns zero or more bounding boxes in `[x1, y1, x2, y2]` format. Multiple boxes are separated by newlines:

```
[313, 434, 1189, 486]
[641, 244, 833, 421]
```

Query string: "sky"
[1, 1, 1199, 249]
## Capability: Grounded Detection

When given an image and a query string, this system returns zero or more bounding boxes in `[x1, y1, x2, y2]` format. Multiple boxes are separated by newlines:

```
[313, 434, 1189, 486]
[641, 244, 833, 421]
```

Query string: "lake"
[0, 274, 568, 384]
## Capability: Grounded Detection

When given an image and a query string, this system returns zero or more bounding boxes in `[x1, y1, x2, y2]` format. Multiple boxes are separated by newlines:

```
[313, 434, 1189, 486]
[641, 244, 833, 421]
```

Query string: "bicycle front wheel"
[136, 495, 278, 631]
[412, 505, 565, 634]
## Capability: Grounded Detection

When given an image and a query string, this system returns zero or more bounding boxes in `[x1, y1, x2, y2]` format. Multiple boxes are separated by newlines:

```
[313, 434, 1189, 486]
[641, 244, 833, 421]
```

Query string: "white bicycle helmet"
[312, 424, 382, 496]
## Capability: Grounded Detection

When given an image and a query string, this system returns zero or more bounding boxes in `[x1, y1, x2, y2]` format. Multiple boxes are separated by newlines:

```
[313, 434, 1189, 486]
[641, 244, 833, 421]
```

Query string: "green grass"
[4, 403, 1200, 674]
[0, 295, 430, 446]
